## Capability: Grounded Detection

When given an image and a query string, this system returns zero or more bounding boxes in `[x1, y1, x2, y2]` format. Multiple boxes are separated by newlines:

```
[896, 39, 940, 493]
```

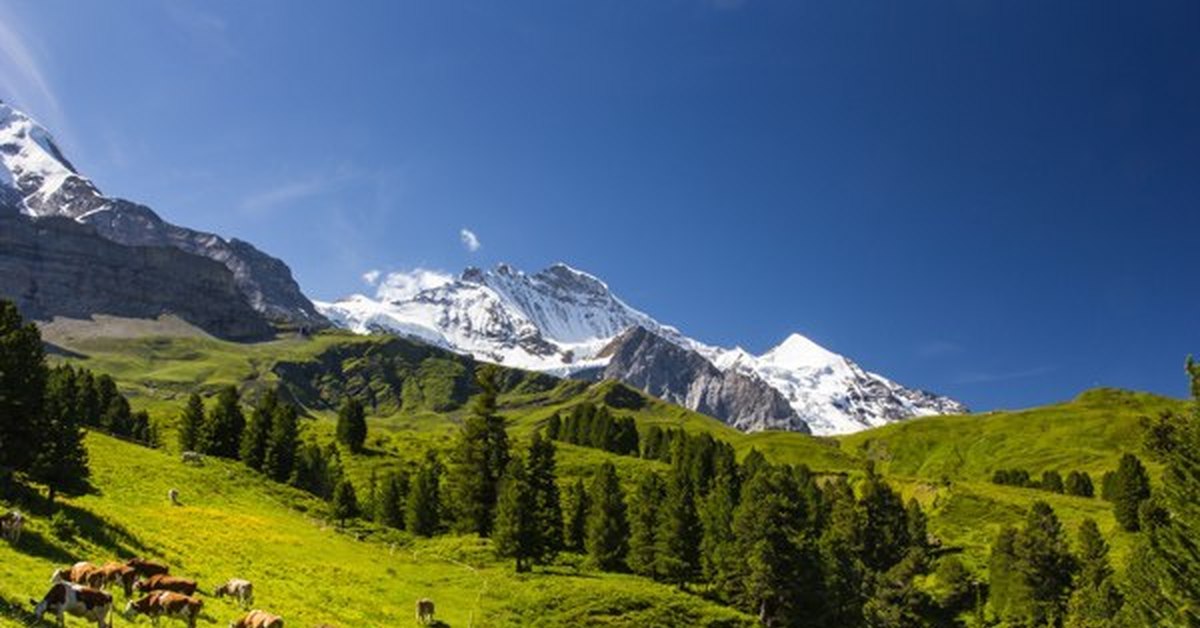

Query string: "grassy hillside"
[28, 321, 1188, 618]
[0, 433, 752, 628]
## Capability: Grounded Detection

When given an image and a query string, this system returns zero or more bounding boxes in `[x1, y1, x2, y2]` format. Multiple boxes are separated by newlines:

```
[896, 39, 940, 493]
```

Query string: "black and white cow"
[30, 582, 112, 628]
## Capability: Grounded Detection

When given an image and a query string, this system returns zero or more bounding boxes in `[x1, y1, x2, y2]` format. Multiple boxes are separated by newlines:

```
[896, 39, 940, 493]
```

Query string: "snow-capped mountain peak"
[318, 263, 968, 434]
[0, 100, 101, 217]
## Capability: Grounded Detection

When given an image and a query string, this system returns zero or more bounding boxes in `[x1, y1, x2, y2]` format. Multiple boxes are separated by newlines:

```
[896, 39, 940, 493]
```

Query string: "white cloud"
[238, 169, 356, 214]
[460, 228, 481, 252]
[375, 268, 454, 302]
[361, 269, 381, 286]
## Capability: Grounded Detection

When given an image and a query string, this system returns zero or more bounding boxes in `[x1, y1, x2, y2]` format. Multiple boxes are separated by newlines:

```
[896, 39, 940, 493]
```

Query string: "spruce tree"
[1042, 470, 1065, 493]
[988, 526, 1027, 622]
[448, 365, 510, 536]
[656, 467, 702, 586]
[585, 461, 629, 571]
[332, 479, 358, 527]
[1010, 501, 1077, 626]
[406, 451, 442, 537]
[377, 470, 408, 529]
[819, 478, 866, 627]
[564, 479, 590, 553]
[263, 401, 298, 483]
[858, 462, 911, 573]
[32, 365, 89, 501]
[336, 397, 367, 453]
[1065, 519, 1122, 627]
[493, 457, 537, 572]
[627, 472, 665, 577]
[731, 467, 807, 625]
[526, 432, 563, 562]
[178, 393, 204, 453]
[0, 300, 47, 476]
[240, 390, 277, 470]
[545, 413, 561, 441]
[1112, 453, 1150, 531]
[203, 385, 245, 459]
[1122, 368, 1200, 625]
[699, 471, 738, 590]
[74, 369, 98, 427]
[1099, 470, 1117, 501]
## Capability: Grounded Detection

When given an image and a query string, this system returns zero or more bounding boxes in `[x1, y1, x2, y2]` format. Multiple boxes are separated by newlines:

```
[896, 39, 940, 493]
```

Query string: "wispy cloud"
[955, 365, 1057, 385]
[0, 5, 68, 141]
[239, 170, 357, 214]
[460, 228, 481, 252]
[361, 269, 381, 286]
[163, 2, 237, 60]
[917, 340, 964, 359]
[376, 268, 453, 302]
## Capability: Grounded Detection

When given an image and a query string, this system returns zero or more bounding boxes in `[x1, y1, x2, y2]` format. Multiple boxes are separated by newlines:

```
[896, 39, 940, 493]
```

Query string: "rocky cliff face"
[0, 100, 326, 328]
[594, 326, 810, 433]
[0, 209, 274, 341]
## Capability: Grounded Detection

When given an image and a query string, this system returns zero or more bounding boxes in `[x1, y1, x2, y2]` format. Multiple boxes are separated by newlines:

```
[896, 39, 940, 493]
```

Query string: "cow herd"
[30, 557, 285, 628]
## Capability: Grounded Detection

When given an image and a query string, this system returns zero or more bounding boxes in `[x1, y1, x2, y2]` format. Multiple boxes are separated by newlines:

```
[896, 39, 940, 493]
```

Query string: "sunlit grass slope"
[0, 433, 752, 628]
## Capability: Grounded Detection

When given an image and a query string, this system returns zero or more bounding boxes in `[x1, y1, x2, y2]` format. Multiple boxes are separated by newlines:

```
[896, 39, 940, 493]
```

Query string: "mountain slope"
[0, 100, 325, 328]
[317, 263, 966, 434]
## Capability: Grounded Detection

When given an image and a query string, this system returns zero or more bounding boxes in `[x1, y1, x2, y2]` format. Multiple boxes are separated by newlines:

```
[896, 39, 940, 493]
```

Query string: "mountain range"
[317, 264, 967, 434]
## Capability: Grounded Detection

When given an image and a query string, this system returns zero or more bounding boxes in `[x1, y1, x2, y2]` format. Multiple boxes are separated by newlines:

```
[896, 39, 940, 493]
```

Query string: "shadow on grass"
[0, 592, 49, 626]
[9, 528, 74, 564]
[57, 501, 158, 559]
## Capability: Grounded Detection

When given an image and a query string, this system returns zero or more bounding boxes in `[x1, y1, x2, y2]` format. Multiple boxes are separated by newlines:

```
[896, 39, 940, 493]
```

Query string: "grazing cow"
[416, 598, 435, 625]
[124, 591, 203, 628]
[136, 574, 198, 596]
[51, 561, 106, 590]
[181, 451, 204, 466]
[168, 488, 181, 506]
[30, 582, 112, 628]
[1, 510, 24, 543]
[126, 557, 170, 578]
[229, 609, 284, 628]
[214, 578, 254, 609]
[98, 562, 138, 597]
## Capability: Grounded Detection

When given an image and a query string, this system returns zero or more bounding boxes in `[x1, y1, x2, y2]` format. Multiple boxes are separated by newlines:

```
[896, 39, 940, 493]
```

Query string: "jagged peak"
[759, 332, 842, 369]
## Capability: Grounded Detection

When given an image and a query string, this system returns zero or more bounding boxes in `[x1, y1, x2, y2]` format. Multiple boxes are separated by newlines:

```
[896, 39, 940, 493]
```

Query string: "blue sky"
[0, 1, 1197, 411]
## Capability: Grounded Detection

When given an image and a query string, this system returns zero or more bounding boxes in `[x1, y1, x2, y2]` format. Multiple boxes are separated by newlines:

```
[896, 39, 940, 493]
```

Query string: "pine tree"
[448, 365, 510, 536]
[858, 462, 911, 573]
[1122, 367, 1200, 625]
[730, 467, 809, 625]
[699, 471, 738, 590]
[526, 432, 563, 562]
[642, 426, 663, 460]
[656, 467, 701, 586]
[493, 457, 537, 572]
[406, 451, 442, 537]
[988, 526, 1027, 622]
[1112, 453, 1150, 531]
[564, 479, 590, 553]
[332, 479, 359, 527]
[203, 385, 245, 459]
[1099, 470, 1117, 501]
[263, 402, 299, 483]
[545, 413, 561, 441]
[31, 365, 89, 501]
[819, 477, 866, 627]
[1066, 471, 1095, 497]
[1066, 519, 1122, 627]
[178, 393, 204, 453]
[336, 397, 367, 453]
[998, 501, 1077, 626]
[240, 390, 277, 470]
[1042, 470, 1065, 493]
[585, 461, 629, 571]
[627, 472, 665, 577]
[0, 300, 47, 477]
[377, 470, 408, 529]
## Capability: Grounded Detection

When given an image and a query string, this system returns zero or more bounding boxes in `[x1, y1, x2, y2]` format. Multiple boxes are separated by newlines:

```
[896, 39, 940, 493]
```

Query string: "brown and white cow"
[1, 510, 23, 543]
[51, 561, 106, 590]
[135, 574, 198, 596]
[214, 578, 254, 609]
[416, 598, 435, 625]
[30, 582, 112, 628]
[97, 562, 138, 597]
[126, 557, 170, 578]
[124, 591, 204, 628]
[229, 609, 284, 628]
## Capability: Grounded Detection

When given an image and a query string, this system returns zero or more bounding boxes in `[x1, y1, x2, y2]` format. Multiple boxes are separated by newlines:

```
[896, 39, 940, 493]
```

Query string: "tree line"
[991, 468, 1095, 497]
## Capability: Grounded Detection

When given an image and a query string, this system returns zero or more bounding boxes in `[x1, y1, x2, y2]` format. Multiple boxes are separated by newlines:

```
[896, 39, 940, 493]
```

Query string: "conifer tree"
[377, 470, 409, 529]
[493, 457, 537, 572]
[858, 462, 911, 573]
[74, 369, 98, 427]
[994, 501, 1077, 626]
[336, 397, 367, 453]
[730, 467, 809, 625]
[240, 390, 277, 470]
[263, 401, 298, 483]
[406, 451, 442, 537]
[332, 479, 358, 527]
[1042, 470, 1065, 493]
[819, 477, 866, 627]
[526, 431, 563, 561]
[0, 300, 47, 476]
[545, 413, 561, 441]
[1065, 471, 1095, 497]
[627, 472, 665, 577]
[988, 526, 1027, 622]
[178, 393, 204, 453]
[585, 461, 629, 571]
[564, 478, 590, 553]
[1099, 470, 1117, 501]
[699, 471, 738, 591]
[32, 365, 89, 501]
[1112, 453, 1150, 531]
[1066, 519, 1122, 627]
[203, 385, 245, 458]
[656, 467, 702, 586]
[448, 365, 510, 535]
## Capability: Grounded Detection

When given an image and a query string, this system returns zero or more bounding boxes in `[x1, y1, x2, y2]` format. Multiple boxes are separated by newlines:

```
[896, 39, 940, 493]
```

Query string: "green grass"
[0, 433, 752, 628]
